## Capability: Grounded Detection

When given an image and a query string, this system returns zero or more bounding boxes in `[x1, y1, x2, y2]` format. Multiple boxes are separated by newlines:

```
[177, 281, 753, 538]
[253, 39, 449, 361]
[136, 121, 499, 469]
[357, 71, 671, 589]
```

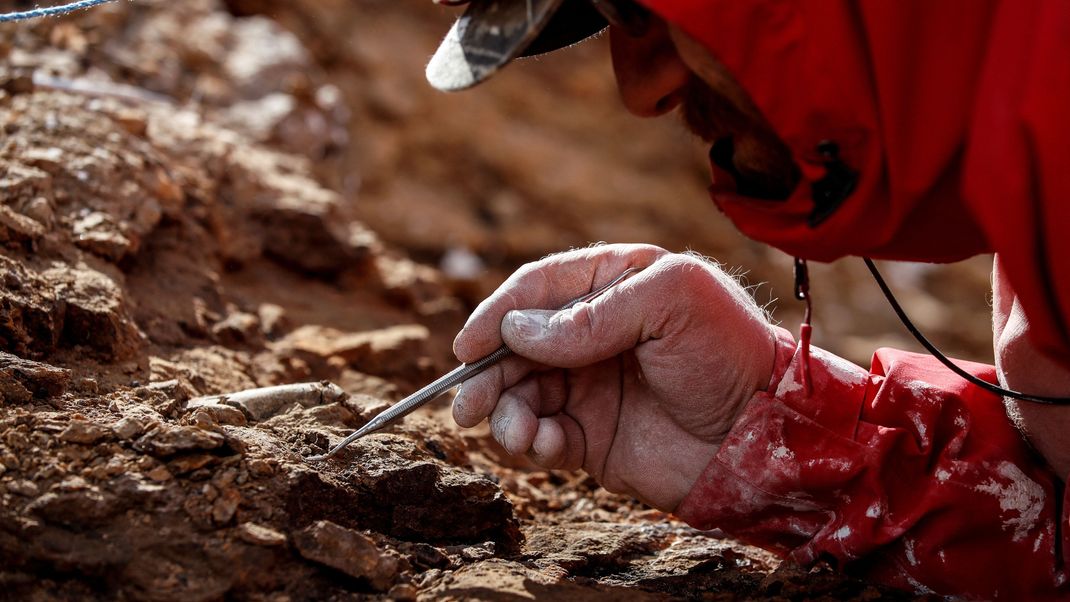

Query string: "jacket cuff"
[674, 325, 870, 545]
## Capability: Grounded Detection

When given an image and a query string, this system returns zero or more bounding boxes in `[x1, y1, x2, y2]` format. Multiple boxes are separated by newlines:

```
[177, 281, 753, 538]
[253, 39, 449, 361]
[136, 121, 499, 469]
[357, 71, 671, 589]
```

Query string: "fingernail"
[507, 310, 546, 340]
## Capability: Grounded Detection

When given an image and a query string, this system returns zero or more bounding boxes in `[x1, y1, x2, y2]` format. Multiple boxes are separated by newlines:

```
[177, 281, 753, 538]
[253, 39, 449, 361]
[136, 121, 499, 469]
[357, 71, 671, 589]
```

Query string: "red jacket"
[677, 329, 1066, 599]
[640, 0, 1070, 598]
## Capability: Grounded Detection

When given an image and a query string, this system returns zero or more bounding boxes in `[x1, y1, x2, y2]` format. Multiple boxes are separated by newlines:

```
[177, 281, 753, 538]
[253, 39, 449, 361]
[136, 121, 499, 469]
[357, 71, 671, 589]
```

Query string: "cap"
[426, 0, 608, 92]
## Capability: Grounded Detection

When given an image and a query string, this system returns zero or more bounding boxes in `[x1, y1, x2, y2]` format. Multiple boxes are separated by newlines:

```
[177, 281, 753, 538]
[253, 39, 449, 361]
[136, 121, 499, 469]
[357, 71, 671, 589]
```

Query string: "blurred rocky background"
[222, 0, 995, 367]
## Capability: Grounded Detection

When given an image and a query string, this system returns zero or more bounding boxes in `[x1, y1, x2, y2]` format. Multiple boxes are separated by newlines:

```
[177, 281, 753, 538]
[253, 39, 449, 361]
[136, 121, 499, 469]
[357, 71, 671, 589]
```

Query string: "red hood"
[641, 0, 1070, 365]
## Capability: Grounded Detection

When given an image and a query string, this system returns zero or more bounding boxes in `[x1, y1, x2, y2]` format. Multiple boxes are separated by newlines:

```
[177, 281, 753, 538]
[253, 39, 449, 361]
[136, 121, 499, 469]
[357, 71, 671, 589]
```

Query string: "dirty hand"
[452, 244, 777, 511]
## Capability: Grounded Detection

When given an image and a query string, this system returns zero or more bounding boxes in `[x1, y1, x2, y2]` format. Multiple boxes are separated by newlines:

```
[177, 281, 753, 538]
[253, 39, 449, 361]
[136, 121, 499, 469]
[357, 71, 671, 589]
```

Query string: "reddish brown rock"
[26, 486, 124, 528]
[59, 419, 111, 445]
[335, 437, 522, 551]
[188, 403, 248, 427]
[43, 266, 142, 361]
[283, 324, 430, 378]
[134, 425, 226, 457]
[0, 204, 46, 243]
[0, 352, 70, 402]
[211, 310, 263, 347]
[212, 487, 242, 524]
[293, 519, 399, 591]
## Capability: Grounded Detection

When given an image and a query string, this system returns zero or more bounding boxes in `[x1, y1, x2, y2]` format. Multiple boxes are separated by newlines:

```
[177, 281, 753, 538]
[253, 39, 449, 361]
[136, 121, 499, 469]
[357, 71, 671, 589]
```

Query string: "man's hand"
[452, 243, 777, 511]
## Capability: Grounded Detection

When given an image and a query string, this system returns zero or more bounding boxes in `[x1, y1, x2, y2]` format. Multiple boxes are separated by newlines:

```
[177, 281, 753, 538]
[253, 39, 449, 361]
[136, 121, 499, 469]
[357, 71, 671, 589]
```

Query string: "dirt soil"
[0, 1, 977, 600]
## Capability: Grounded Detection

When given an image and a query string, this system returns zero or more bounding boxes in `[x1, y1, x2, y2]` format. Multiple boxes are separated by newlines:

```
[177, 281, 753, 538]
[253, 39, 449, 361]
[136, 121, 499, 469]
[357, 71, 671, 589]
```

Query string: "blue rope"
[0, 0, 124, 23]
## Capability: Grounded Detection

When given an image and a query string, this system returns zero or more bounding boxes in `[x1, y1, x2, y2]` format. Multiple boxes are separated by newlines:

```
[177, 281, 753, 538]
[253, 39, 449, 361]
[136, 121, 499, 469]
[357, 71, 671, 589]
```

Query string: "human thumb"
[501, 300, 645, 368]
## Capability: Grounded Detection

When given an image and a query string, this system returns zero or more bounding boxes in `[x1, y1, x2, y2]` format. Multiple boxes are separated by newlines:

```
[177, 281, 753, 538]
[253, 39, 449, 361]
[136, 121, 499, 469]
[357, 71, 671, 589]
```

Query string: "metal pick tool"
[306, 266, 643, 462]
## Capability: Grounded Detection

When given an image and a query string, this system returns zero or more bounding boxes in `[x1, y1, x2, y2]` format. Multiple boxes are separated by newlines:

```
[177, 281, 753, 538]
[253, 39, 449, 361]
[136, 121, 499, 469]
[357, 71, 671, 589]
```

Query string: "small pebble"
[146, 465, 173, 482]
[6, 480, 39, 497]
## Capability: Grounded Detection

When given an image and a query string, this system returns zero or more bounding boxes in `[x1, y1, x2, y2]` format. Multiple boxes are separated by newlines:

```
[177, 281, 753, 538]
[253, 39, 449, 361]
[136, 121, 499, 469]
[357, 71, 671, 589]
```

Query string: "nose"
[610, 19, 691, 118]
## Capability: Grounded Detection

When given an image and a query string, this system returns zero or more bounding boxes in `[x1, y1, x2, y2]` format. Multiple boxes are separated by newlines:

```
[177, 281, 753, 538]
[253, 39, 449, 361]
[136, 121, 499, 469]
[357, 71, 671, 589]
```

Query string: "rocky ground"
[0, 1, 984, 599]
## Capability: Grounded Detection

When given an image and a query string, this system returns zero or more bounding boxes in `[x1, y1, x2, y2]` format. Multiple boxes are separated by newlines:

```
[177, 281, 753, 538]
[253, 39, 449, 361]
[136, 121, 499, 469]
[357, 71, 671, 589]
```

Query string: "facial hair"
[680, 76, 800, 201]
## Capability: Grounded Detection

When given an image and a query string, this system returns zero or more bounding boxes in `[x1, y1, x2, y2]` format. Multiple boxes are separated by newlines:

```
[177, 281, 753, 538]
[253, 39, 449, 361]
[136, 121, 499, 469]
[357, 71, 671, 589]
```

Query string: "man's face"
[609, 17, 800, 200]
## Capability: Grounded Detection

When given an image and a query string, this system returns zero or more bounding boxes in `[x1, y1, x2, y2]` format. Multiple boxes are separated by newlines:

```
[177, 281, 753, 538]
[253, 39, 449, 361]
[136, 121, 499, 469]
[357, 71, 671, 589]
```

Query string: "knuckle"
[555, 303, 599, 350]
[629, 243, 671, 259]
[578, 302, 607, 343]
[657, 254, 723, 296]
[513, 261, 539, 280]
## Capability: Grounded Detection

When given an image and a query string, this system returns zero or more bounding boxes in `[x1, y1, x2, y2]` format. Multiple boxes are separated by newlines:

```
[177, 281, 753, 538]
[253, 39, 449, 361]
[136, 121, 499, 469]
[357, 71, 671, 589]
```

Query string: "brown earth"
[0, 1, 984, 599]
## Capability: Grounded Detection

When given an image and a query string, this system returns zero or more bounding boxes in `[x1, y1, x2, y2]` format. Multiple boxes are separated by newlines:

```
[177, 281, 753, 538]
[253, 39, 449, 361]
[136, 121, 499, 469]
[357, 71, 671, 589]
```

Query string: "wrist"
[670, 326, 795, 510]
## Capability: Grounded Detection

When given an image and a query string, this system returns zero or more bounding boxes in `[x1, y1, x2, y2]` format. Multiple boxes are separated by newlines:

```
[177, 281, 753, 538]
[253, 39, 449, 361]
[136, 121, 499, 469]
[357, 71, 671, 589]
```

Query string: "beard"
[680, 76, 800, 201]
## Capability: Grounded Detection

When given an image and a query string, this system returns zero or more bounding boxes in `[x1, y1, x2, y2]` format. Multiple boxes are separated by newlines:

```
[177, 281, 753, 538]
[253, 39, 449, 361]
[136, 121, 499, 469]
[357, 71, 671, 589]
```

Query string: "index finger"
[453, 243, 668, 362]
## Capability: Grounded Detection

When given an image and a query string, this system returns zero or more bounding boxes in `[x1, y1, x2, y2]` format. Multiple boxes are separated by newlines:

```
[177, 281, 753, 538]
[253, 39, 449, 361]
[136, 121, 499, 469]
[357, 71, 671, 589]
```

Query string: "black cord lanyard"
[863, 258, 1070, 405]
[792, 257, 1070, 404]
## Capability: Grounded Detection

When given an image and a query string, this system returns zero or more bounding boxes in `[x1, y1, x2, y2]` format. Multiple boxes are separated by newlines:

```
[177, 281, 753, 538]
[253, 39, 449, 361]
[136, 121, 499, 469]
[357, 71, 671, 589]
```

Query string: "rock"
[134, 425, 225, 457]
[146, 465, 173, 481]
[188, 404, 248, 427]
[76, 377, 99, 394]
[211, 311, 263, 347]
[259, 403, 356, 436]
[420, 559, 662, 601]
[120, 543, 233, 602]
[222, 17, 311, 98]
[0, 162, 53, 232]
[135, 383, 187, 418]
[167, 453, 216, 475]
[0, 68, 34, 95]
[246, 458, 275, 477]
[0, 204, 46, 243]
[523, 523, 654, 571]
[458, 542, 497, 562]
[235, 522, 286, 547]
[72, 211, 135, 261]
[219, 93, 297, 141]
[212, 487, 241, 524]
[0, 352, 70, 402]
[387, 583, 418, 601]
[219, 144, 379, 276]
[146, 379, 192, 404]
[112, 416, 148, 440]
[20, 197, 55, 230]
[256, 303, 289, 339]
[26, 486, 123, 527]
[42, 266, 141, 360]
[0, 375, 32, 404]
[0, 257, 62, 357]
[343, 438, 521, 550]
[6, 479, 40, 497]
[283, 324, 429, 377]
[252, 201, 378, 276]
[347, 394, 392, 423]
[112, 108, 149, 137]
[59, 419, 111, 444]
[293, 520, 398, 591]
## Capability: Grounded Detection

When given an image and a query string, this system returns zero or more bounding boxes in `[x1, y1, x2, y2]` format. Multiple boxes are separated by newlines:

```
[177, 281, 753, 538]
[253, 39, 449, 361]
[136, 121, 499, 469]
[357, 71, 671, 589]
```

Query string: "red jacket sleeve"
[675, 328, 1067, 600]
